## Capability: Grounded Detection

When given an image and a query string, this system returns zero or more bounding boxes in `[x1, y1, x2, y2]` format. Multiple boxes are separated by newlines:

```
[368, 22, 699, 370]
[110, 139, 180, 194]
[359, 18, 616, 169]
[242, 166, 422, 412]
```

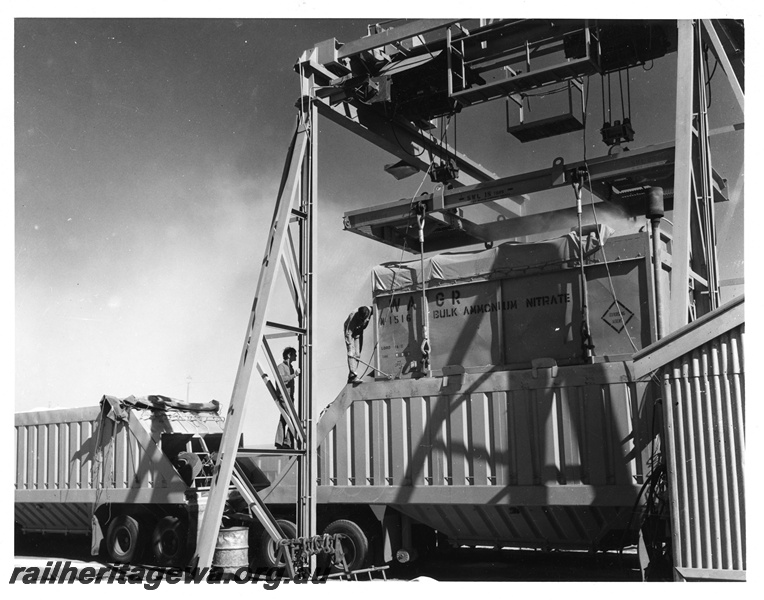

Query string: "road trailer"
[14, 394, 267, 566]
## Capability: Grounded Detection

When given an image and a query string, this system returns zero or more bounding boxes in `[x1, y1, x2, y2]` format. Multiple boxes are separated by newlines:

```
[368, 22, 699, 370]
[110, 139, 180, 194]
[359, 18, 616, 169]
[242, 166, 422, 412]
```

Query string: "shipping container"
[372, 228, 668, 377]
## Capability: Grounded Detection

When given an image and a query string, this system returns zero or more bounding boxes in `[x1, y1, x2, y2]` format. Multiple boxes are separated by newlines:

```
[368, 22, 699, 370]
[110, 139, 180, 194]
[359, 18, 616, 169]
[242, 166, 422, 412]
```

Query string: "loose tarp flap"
[100, 394, 225, 440]
[100, 394, 221, 420]
[372, 225, 613, 295]
[572, 223, 615, 260]
[127, 394, 220, 413]
[100, 395, 129, 422]
[147, 394, 221, 413]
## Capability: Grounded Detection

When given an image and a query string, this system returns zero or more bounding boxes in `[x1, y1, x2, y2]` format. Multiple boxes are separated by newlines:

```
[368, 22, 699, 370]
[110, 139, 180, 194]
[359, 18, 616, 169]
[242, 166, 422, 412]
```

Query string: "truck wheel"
[106, 514, 144, 564]
[152, 516, 187, 566]
[255, 519, 296, 569]
[323, 519, 369, 572]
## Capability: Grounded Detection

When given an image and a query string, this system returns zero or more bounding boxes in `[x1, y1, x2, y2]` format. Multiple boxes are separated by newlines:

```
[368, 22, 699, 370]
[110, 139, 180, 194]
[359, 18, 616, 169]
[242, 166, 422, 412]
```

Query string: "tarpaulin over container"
[112, 394, 220, 413]
[100, 394, 226, 437]
[372, 227, 653, 377]
[372, 225, 613, 295]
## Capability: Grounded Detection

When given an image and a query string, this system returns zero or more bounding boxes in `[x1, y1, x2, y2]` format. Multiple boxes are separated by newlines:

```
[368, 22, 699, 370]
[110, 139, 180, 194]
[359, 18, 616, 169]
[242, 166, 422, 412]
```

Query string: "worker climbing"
[275, 346, 299, 449]
[344, 306, 373, 383]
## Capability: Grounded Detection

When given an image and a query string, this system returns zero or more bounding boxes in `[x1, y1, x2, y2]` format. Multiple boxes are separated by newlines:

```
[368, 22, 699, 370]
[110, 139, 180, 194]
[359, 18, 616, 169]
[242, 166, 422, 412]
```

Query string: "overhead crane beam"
[333, 19, 461, 61]
[301, 18, 680, 219]
[313, 95, 509, 188]
[343, 141, 729, 251]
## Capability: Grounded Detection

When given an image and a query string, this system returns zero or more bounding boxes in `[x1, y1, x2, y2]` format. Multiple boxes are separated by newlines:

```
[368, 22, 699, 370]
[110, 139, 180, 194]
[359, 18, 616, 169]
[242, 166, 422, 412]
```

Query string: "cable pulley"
[600, 68, 634, 150]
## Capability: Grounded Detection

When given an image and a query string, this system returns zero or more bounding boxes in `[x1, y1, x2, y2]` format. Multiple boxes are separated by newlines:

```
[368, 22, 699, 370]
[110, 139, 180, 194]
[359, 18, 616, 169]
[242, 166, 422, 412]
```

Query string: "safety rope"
[584, 171, 640, 354]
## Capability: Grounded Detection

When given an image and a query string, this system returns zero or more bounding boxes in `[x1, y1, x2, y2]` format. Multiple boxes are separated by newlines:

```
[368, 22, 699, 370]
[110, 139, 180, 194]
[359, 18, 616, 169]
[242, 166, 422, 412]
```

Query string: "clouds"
[15, 115, 278, 425]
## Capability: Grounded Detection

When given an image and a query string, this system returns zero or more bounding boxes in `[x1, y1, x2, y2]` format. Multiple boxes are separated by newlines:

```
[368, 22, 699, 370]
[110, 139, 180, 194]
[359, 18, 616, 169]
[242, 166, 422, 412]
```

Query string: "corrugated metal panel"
[396, 503, 634, 549]
[298, 363, 656, 549]
[14, 401, 208, 527]
[318, 380, 651, 492]
[661, 321, 745, 580]
[15, 502, 91, 533]
[15, 414, 101, 493]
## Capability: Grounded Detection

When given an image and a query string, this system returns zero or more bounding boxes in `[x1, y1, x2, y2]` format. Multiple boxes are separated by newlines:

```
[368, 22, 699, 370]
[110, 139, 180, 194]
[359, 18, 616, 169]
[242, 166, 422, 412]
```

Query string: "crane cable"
[380, 112, 454, 379]
[579, 74, 638, 356]
[361, 163, 435, 380]
[415, 202, 431, 376]
[572, 170, 595, 361]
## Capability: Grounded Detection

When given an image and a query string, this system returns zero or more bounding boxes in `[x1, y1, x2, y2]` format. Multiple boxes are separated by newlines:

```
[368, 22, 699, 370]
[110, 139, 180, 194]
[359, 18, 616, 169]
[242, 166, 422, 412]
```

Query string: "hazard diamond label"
[601, 301, 635, 333]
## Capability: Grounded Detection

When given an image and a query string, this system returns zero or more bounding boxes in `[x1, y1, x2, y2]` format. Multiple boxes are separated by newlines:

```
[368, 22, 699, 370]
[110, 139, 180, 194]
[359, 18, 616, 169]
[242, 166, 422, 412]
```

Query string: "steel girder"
[193, 99, 318, 571]
[669, 20, 728, 330]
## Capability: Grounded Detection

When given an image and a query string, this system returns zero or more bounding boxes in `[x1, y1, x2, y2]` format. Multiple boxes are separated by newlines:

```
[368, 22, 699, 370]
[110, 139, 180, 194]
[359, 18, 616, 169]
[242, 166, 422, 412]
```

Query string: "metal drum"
[213, 526, 249, 575]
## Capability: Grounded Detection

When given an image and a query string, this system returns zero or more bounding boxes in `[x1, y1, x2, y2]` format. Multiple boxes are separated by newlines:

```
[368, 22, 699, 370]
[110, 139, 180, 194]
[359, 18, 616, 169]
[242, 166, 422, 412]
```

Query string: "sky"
[13, 18, 405, 441]
[11, 10, 748, 451]
[3, 4, 761, 593]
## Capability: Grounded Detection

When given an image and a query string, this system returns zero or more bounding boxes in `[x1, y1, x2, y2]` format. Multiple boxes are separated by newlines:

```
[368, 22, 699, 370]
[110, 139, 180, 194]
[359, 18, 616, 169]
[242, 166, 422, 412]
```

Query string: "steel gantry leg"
[297, 85, 319, 574]
[669, 20, 723, 331]
[193, 94, 318, 571]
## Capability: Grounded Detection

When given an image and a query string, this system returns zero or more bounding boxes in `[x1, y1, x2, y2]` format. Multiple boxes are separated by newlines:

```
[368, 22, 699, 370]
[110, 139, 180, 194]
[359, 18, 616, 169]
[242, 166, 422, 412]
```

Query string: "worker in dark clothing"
[344, 306, 373, 383]
[275, 346, 299, 449]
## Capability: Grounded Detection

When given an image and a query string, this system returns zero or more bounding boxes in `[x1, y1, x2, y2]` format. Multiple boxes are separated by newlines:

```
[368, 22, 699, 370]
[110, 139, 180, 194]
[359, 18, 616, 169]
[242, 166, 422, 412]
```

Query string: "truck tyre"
[106, 514, 143, 564]
[255, 519, 296, 569]
[152, 516, 186, 566]
[323, 519, 369, 572]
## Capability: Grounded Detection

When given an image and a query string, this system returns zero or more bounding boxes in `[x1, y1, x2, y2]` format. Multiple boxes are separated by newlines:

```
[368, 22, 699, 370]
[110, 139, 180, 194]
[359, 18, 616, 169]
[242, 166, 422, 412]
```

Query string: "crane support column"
[193, 114, 314, 570]
[669, 20, 722, 330]
[296, 78, 319, 570]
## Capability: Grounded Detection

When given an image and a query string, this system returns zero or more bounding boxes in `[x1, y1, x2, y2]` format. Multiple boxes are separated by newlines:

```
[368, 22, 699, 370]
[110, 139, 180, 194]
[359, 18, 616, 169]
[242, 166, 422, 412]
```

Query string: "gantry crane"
[192, 18, 743, 576]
